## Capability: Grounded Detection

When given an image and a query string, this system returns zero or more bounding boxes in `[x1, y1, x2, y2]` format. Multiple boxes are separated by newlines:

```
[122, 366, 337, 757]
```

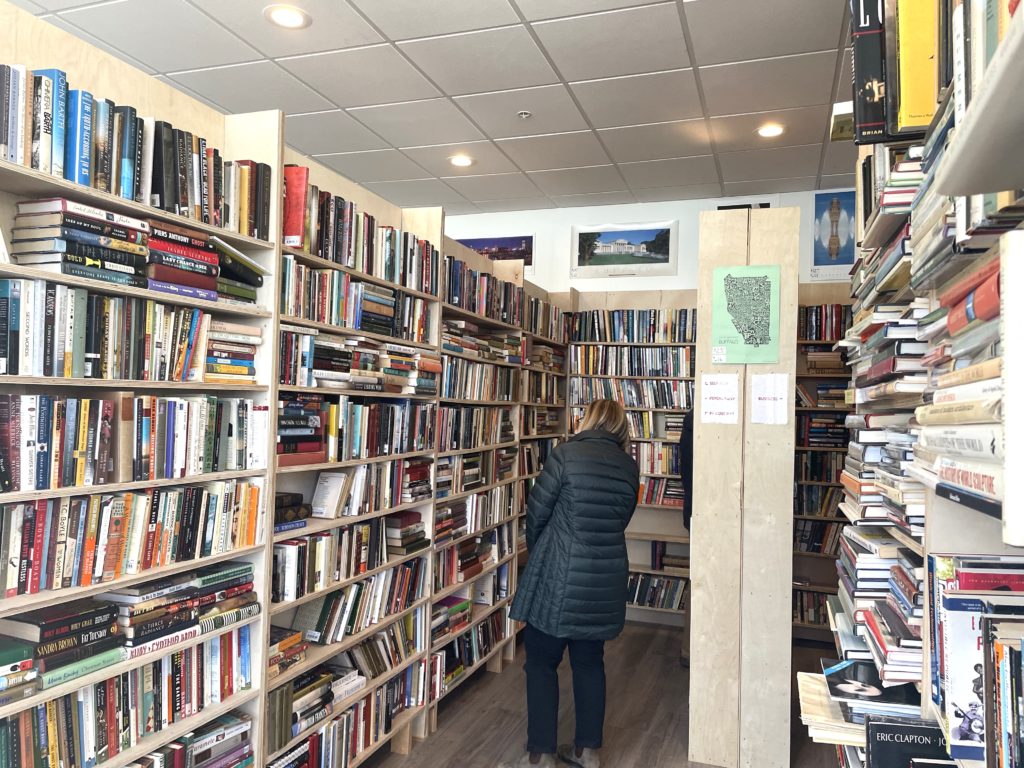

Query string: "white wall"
[445, 188, 851, 294]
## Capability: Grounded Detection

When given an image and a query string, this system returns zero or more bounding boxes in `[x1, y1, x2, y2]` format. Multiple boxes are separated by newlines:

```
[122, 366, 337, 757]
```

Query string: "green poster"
[710, 265, 781, 364]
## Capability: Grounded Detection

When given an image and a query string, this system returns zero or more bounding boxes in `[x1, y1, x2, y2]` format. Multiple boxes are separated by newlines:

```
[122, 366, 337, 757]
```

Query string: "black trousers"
[524, 624, 606, 754]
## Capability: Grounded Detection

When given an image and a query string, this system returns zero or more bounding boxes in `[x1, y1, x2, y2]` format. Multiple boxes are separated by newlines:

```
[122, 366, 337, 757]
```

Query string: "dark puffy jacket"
[510, 429, 640, 640]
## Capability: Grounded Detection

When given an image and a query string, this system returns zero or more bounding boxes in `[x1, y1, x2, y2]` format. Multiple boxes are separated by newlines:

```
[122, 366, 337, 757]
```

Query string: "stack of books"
[303, 336, 439, 396]
[441, 319, 524, 364]
[528, 342, 565, 372]
[385, 511, 430, 556]
[268, 627, 309, 681]
[276, 393, 327, 467]
[430, 595, 472, 646]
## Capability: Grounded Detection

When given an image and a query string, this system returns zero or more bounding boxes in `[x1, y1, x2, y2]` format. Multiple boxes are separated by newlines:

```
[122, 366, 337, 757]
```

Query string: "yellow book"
[896, 0, 939, 131]
[46, 700, 60, 768]
[238, 163, 251, 238]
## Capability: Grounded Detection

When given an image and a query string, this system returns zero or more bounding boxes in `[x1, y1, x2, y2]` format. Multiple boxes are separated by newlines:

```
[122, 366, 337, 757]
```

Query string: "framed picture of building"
[570, 220, 679, 279]
[455, 235, 534, 267]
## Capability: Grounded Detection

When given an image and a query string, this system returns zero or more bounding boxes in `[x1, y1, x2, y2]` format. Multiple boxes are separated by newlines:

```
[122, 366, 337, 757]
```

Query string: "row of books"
[438, 405, 515, 453]
[520, 438, 558, 477]
[265, 662, 367, 755]
[0, 65, 271, 238]
[796, 450, 844, 484]
[618, 411, 682, 441]
[792, 588, 829, 627]
[797, 413, 850, 448]
[435, 449, 516, 500]
[569, 343, 693, 378]
[429, 610, 508, 700]
[443, 257, 524, 328]
[795, 382, 848, 410]
[525, 407, 562, 436]
[570, 308, 697, 343]
[440, 356, 518, 401]
[435, 525, 513, 591]
[523, 370, 563, 406]
[527, 342, 565, 373]
[431, 596, 472, 647]
[434, 483, 515, 549]
[649, 541, 688, 575]
[282, 165, 439, 296]
[569, 377, 693, 410]
[794, 485, 842, 518]
[637, 477, 684, 508]
[630, 442, 680, 476]
[798, 304, 853, 342]
[626, 572, 687, 611]
[794, 518, 845, 556]
[441, 319, 523, 364]
[524, 295, 568, 343]
[800, 347, 847, 375]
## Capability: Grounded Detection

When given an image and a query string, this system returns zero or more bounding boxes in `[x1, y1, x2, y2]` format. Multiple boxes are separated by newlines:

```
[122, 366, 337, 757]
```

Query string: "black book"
[151, 120, 176, 212]
[849, 0, 893, 144]
[132, 113, 144, 204]
[865, 716, 949, 767]
[257, 162, 272, 240]
[935, 482, 1001, 519]
[15, 239, 146, 269]
[173, 128, 190, 216]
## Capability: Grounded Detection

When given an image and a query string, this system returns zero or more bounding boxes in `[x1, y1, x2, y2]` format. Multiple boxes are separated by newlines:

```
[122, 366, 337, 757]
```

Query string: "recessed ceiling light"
[263, 4, 312, 29]
[449, 154, 474, 168]
[757, 123, 785, 138]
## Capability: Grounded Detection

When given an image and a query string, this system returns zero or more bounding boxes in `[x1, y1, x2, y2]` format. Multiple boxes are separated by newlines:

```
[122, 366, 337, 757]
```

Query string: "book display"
[799, 4, 1024, 766]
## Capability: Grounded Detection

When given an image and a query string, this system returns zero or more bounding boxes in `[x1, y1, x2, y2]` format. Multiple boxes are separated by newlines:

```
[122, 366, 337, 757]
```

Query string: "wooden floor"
[363, 626, 836, 768]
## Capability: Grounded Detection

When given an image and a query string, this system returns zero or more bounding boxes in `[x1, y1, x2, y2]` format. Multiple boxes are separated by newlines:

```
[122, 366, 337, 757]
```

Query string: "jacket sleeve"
[526, 446, 564, 551]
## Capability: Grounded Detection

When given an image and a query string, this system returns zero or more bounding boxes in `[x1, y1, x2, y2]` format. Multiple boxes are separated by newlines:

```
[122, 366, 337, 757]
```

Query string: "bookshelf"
[568, 290, 696, 626]
[791, 289, 853, 640]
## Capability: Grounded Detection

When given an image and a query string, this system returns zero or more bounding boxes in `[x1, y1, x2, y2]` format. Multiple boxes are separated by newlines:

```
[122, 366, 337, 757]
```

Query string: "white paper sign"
[700, 374, 739, 424]
[751, 373, 790, 425]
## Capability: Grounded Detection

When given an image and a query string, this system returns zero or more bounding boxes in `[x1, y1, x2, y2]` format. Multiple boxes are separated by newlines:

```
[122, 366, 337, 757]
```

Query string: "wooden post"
[689, 208, 799, 768]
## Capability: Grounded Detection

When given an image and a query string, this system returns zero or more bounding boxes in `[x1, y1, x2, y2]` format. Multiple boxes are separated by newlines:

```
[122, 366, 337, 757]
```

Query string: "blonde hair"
[577, 399, 631, 451]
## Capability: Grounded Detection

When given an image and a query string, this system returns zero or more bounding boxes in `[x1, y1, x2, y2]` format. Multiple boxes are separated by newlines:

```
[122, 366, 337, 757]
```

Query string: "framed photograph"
[570, 220, 678, 279]
[808, 190, 856, 282]
[456, 235, 533, 267]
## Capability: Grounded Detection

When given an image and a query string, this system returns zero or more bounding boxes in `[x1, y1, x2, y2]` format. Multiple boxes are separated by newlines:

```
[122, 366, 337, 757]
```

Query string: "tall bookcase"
[568, 290, 696, 625]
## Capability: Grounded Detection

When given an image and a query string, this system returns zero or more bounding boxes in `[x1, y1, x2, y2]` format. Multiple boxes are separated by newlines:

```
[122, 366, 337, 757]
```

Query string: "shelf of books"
[568, 290, 696, 625]
[798, 4, 1023, 765]
[792, 293, 854, 640]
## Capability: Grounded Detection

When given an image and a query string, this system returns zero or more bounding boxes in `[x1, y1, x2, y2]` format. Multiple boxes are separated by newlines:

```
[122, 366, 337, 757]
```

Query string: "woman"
[501, 400, 640, 768]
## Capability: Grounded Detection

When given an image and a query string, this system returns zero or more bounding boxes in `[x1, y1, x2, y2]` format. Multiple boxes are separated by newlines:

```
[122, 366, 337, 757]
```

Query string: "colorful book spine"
[63, 89, 92, 186]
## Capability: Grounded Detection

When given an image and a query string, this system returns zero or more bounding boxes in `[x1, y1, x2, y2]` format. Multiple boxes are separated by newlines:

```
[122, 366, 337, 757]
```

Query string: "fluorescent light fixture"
[263, 4, 312, 29]
[449, 154, 474, 167]
[757, 123, 785, 138]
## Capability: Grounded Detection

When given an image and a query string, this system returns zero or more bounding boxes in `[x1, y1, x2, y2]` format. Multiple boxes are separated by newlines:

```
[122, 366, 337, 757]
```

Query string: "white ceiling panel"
[279, 46, 439, 108]
[571, 70, 702, 129]
[199, 0, 382, 58]
[684, 0, 847, 66]
[401, 141, 519, 176]
[454, 85, 589, 139]
[8, 0, 45, 13]
[840, 48, 853, 91]
[633, 183, 723, 202]
[513, 0, 663, 22]
[598, 120, 711, 163]
[364, 178, 469, 206]
[821, 138, 858, 175]
[618, 156, 719, 189]
[472, 197, 556, 212]
[718, 144, 822, 182]
[62, 0, 260, 73]
[709, 105, 830, 153]
[285, 111, 389, 155]
[315, 149, 431, 183]
[723, 177, 819, 196]
[399, 26, 557, 95]
[821, 173, 856, 189]
[170, 61, 332, 115]
[496, 131, 610, 171]
[43, 14, 158, 74]
[700, 51, 838, 116]
[528, 165, 626, 195]
[443, 201, 483, 215]
[442, 172, 543, 201]
[349, 99, 484, 146]
[350, 0, 519, 40]
[532, 4, 689, 81]
[18, 0, 104, 11]
[552, 191, 638, 207]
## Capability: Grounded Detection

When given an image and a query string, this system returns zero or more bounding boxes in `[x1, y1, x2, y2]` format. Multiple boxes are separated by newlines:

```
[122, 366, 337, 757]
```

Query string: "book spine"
[63, 90, 93, 186]
[38, 648, 125, 690]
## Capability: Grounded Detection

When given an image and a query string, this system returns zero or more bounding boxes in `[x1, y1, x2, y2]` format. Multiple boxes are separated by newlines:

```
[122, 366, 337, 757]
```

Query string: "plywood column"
[689, 208, 799, 768]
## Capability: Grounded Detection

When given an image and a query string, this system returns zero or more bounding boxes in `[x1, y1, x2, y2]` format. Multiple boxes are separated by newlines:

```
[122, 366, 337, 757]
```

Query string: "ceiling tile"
[279, 46, 439, 108]
[364, 179, 468, 206]
[443, 201, 483, 215]
[839, 48, 853, 92]
[551, 191, 638, 207]
[527, 165, 625, 195]
[349, 0, 519, 39]
[532, 4, 689, 81]
[402, 141, 518, 176]
[718, 144, 822, 182]
[684, 0, 846, 66]
[496, 131, 609, 171]
[454, 85, 588, 139]
[21, 0, 99, 10]
[42, 15, 157, 74]
[633, 183, 723, 202]
[598, 120, 711, 163]
[315, 149, 431, 183]
[153, 74, 223, 109]
[198, 0, 381, 58]
[442, 172, 543, 201]
[399, 26, 557, 95]
[709, 105, 830, 153]
[349, 99, 484, 146]
[723, 177, 818, 196]
[285, 111, 388, 155]
[169, 61, 332, 115]
[514, 0, 658, 22]
[700, 51, 838, 116]
[9, 0, 44, 13]
[472, 197, 555, 212]
[618, 156, 719, 189]
[821, 173, 856, 189]
[821, 138, 857, 175]
[62, 0, 260, 72]
[571, 69, 702, 129]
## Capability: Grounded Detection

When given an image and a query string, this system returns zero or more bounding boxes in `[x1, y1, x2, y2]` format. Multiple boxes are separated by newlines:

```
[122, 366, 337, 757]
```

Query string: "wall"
[445, 188, 852, 295]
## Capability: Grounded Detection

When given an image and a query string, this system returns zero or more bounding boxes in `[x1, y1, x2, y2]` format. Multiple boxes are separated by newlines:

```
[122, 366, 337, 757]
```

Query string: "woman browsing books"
[501, 400, 640, 768]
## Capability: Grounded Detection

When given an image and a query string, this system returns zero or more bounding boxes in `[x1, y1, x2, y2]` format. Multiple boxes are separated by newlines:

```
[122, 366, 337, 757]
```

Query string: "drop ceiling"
[12, 0, 858, 214]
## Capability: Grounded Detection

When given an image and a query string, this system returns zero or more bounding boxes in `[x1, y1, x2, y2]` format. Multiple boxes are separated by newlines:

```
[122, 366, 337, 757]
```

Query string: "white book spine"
[1002, 231, 1022, 545]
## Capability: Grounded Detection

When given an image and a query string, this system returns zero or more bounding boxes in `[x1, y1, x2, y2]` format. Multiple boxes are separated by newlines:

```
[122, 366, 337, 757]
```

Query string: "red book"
[148, 238, 219, 266]
[146, 263, 218, 292]
[105, 679, 119, 757]
[283, 165, 310, 249]
[276, 449, 328, 467]
[939, 255, 1000, 308]
[946, 272, 1000, 335]
[28, 499, 47, 594]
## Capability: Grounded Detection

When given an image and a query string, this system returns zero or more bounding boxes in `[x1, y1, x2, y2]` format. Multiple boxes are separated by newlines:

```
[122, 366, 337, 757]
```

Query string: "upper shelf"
[935, 7, 1024, 195]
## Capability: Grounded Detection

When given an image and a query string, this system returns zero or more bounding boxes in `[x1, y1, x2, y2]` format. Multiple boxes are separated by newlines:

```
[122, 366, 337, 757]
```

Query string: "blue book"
[35, 395, 52, 490]
[113, 104, 136, 200]
[64, 89, 93, 185]
[8, 280, 21, 376]
[205, 357, 254, 369]
[238, 624, 251, 688]
[34, 69, 67, 178]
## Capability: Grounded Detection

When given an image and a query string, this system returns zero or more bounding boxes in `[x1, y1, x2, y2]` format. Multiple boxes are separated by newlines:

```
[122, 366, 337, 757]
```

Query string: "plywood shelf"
[281, 246, 439, 302]
[280, 314, 438, 352]
[442, 302, 522, 333]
